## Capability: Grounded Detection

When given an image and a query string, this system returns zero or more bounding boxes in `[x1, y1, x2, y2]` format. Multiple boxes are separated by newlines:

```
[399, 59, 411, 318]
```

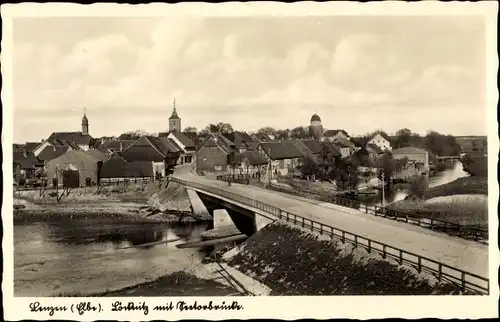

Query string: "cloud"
[12, 16, 486, 142]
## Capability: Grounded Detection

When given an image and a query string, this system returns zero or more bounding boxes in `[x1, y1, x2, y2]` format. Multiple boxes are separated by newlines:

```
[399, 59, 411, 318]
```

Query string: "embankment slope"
[225, 221, 468, 295]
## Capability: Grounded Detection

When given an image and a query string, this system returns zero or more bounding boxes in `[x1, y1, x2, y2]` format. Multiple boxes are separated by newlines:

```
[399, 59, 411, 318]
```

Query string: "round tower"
[310, 113, 323, 140]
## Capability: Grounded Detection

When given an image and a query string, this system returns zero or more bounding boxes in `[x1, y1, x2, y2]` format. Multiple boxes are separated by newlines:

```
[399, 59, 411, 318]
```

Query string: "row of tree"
[115, 124, 462, 159]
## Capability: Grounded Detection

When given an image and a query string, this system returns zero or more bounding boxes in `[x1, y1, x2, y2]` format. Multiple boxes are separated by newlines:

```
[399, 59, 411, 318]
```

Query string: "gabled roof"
[100, 155, 154, 178]
[199, 133, 236, 155]
[300, 139, 323, 154]
[392, 147, 428, 154]
[85, 149, 110, 162]
[13, 150, 42, 169]
[323, 129, 349, 138]
[259, 141, 303, 160]
[242, 150, 269, 166]
[169, 131, 196, 148]
[366, 143, 384, 154]
[121, 136, 180, 162]
[333, 137, 355, 148]
[37, 145, 71, 162]
[47, 132, 93, 146]
[370, 132, 391, 142]
[97, 140, 135, 152]
[25, 142, 41, 151]
[320, 141, 342, 157]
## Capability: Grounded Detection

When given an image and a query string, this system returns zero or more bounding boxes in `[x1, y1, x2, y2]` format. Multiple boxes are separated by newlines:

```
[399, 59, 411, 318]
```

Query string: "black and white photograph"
[2, 1, 498, 320]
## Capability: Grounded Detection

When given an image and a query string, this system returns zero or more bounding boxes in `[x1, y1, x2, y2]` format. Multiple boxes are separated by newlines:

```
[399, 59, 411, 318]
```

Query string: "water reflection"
[14, 216, 211, 296]
[357, 161, 469, 206]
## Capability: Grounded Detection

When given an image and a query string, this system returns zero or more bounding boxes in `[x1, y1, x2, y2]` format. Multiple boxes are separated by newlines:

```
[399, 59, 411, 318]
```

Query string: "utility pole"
[381, 171, 385, 208]
[267, 148, 272, 186]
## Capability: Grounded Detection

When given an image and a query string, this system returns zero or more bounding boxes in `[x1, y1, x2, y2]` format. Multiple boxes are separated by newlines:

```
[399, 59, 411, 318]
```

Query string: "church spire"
[169, 97, 180, 120]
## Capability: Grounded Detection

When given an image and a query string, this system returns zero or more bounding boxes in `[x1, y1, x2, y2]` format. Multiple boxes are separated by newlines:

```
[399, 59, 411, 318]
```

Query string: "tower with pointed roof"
[82, 108, 89, 135]
[169, 98, 181, 133]
[310, 113, 323, 140]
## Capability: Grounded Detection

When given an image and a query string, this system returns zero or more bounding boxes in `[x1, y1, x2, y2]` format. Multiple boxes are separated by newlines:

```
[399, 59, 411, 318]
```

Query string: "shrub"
[408, 175, 427, 199]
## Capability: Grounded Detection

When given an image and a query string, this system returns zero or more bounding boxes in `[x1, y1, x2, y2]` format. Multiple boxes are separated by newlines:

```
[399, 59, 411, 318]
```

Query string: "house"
[97, 139, 135, 155]
[37, 145, 74, 164]
[365, 143, 385, 160]
[223, 131, 256, 153]
[332, 141, 353, 158]
[13, 149, 44, 183]
[45, 150, 109, 187]
[257, 141, 303, 177]
[99, 154, 155, 180]
[392, 147, 429, 171]
[321, 129, 350, 142]
[121, 136, 181, 178]
[25, 142, 41, 152]
[251, 132, 274, 142]
[293, 139, 324, 161]
[367, 133, 392, 151]
[352, 145, 383, 167]
[164, 131, 197, 164]
[195, 133, 236, 172]
[33, 132, 93, 156]
[235, 150, 269, 175]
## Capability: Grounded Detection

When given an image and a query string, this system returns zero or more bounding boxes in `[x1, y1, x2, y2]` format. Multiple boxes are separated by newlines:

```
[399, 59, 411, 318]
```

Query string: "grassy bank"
[13, 181, 203, 223]
[54, 271, 236, 297]
[388, 176, 488, 228]
[226, 222, 467, 295]
[425, 176, 488, 199]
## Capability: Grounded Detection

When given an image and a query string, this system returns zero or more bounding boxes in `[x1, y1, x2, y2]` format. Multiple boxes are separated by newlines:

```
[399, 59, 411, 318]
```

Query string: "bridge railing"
[265, 183, 488, 243]
[169, 176, 489, 295]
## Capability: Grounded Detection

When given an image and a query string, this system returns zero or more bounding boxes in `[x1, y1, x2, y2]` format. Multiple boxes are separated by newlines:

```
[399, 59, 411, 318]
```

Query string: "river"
[14, 215, 211, 297]
[359, 161, 470, 206]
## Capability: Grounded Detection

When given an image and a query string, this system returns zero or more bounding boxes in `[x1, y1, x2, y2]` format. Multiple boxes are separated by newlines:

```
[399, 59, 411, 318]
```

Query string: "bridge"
[171, 169, 489, 295]
[436, 155, 461, 162]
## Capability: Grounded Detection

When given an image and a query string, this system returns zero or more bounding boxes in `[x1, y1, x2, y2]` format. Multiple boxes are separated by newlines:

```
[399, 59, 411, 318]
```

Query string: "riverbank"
[224, 221, 469, 295]
[13, 181, 210, 223]
[54, 271, 237, 297]
[388, 176, 488, 228]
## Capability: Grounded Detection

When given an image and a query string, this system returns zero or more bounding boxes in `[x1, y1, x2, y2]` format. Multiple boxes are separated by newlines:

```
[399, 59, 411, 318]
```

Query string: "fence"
[265, 183, 488, 243]
[216, 173, 260, 185]
[169, 176, 489, 295]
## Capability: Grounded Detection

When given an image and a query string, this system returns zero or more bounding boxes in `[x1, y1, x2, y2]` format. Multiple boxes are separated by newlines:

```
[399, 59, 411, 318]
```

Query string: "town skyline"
[12, 15, 487, 143]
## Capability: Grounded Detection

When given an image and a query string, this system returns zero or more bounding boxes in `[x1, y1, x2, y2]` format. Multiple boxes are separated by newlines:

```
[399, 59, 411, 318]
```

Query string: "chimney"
[23, 149, 28, 158]
[53, 145, 56, 152]
[120, 141, 123, 151]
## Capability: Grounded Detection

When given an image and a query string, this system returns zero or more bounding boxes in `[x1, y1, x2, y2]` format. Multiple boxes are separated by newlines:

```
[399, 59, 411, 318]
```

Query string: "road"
[174, 168, 488, 278]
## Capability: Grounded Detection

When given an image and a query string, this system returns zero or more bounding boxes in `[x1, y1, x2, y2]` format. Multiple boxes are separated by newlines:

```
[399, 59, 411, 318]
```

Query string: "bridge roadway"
[174, 170, 488, 278]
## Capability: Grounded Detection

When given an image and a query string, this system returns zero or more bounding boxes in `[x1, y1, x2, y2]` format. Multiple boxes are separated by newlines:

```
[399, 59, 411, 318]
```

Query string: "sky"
[12, 15, 488, 143]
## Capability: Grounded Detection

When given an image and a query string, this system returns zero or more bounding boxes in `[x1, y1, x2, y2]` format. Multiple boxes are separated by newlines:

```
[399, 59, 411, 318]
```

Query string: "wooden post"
[368, 240, 371, 253]
[438, 264, 442, 283]
[461, 272, 466, 292]
[354, 235, 358, 247]
[382, 245, 386, 259]
[418, 257, 422, 273]
[399, 250, 403, 265]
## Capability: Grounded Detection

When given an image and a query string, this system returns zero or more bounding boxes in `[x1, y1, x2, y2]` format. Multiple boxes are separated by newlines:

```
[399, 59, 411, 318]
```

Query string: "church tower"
[169, 98, 181, 133]
[310, 113, 323, 141]
[82, 108, 89, 135]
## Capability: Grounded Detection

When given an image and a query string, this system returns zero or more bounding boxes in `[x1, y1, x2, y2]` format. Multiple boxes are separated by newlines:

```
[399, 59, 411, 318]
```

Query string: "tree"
[290, 126, 309, 140]
[183, 126, 198, 133]
[257, 127, 277, 137]
[331, 158, 360, 191]
[276, 129, 290, 141]
[118, 130, 153, 140]
[409, 175, 427, 199]
[298, 157, 317, 180]
[393, 128, 412, 148]
[204, 122, 234, 134]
